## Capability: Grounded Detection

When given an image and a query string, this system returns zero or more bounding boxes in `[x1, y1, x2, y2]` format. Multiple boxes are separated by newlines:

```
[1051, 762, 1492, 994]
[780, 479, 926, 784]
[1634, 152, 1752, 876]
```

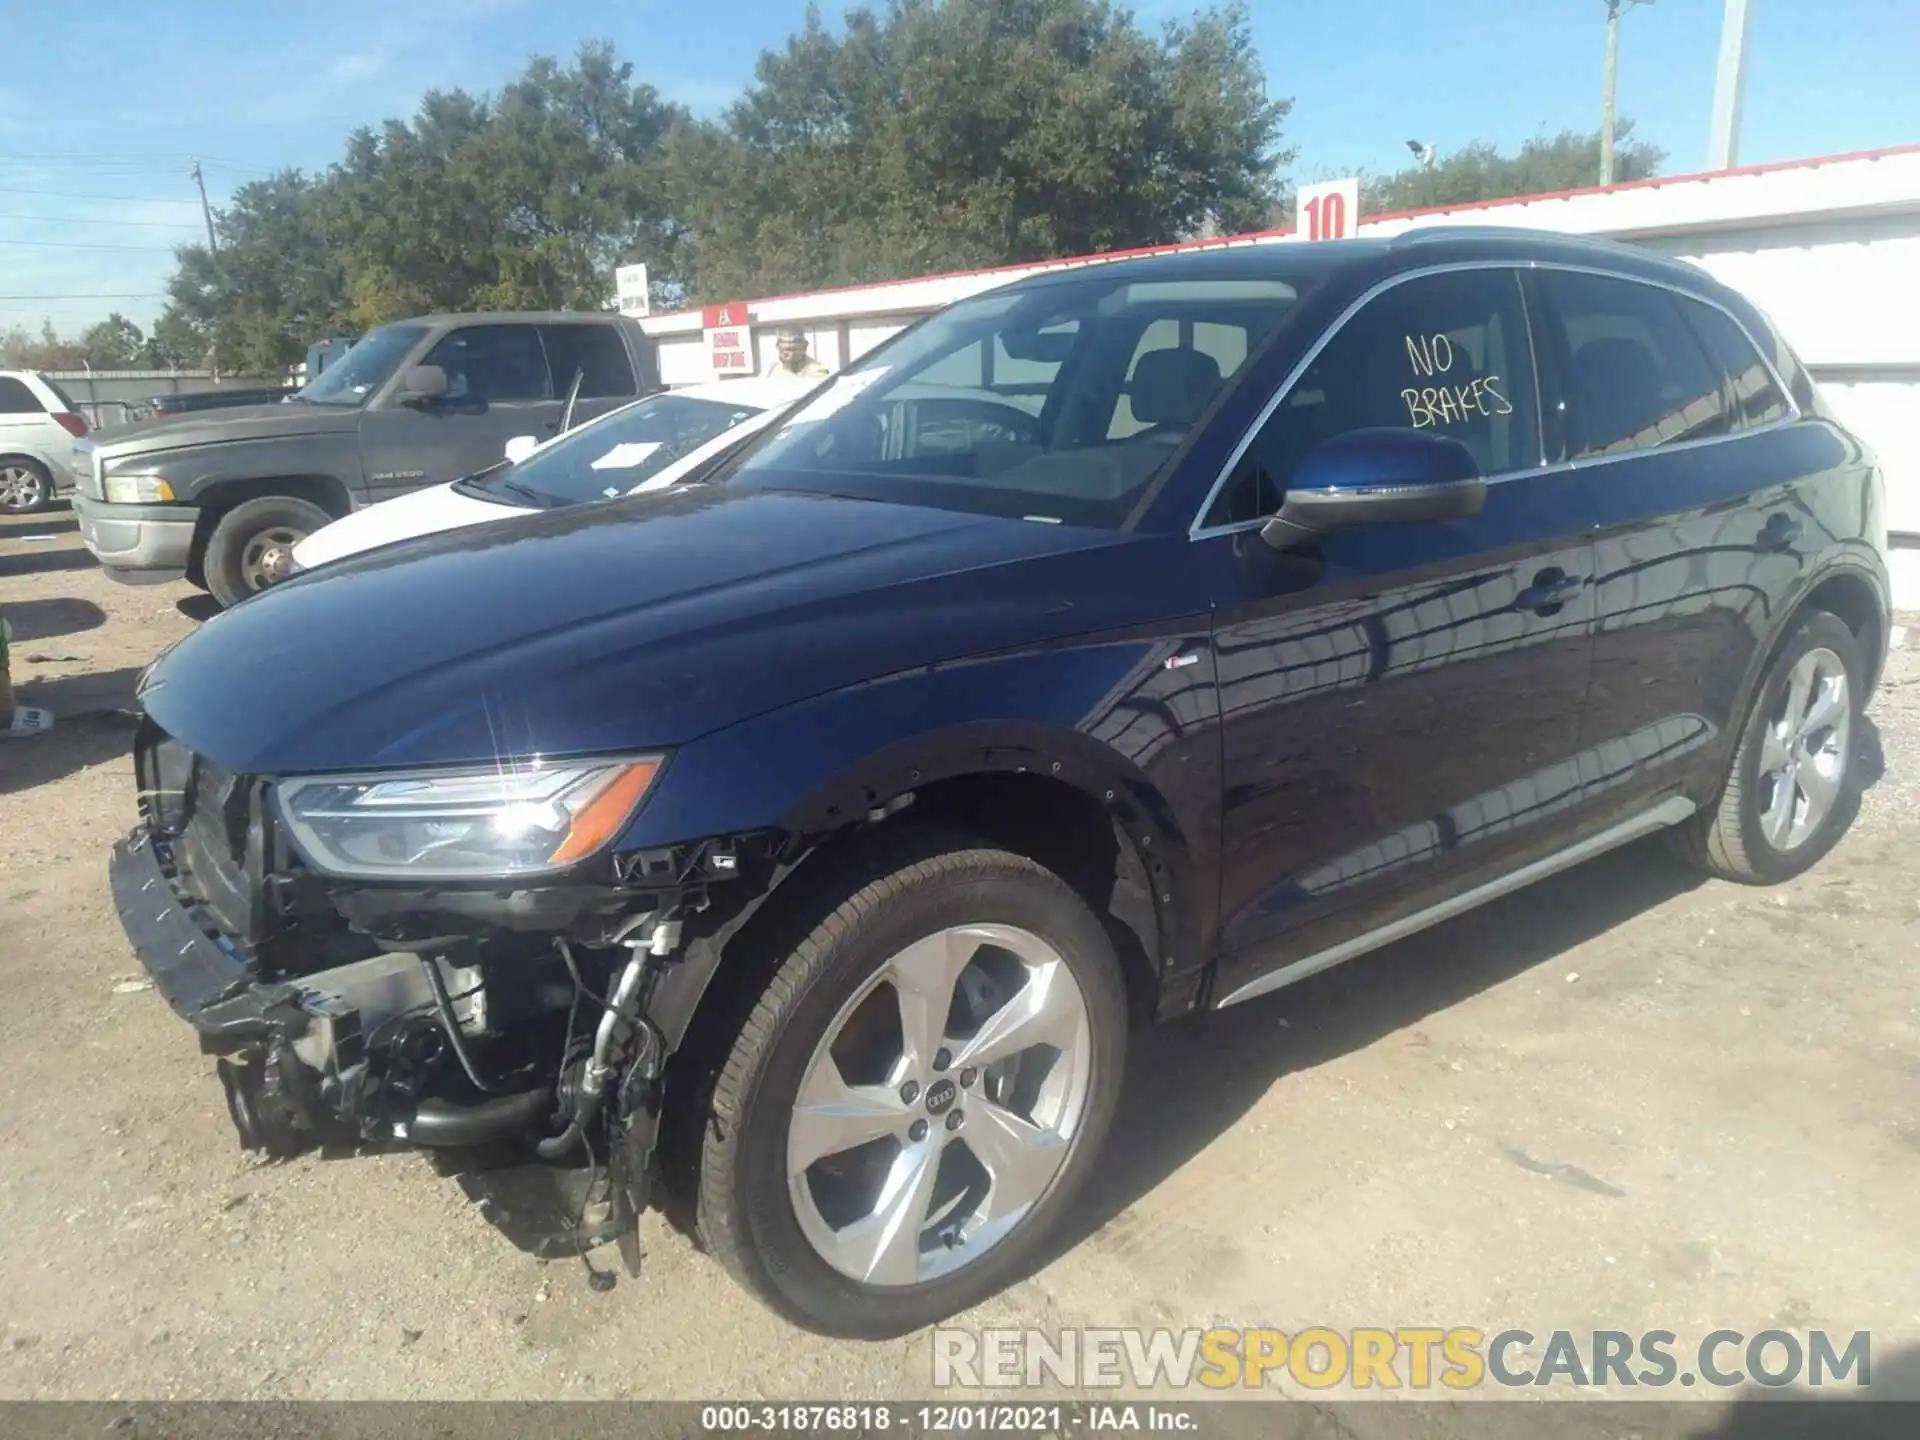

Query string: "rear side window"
[36, 374, 79, 410]
[1207, 267, 1539, 526]
[423, 324, 552, 403]
[1538, 271, 1729, 459]
[541, 324, 637, 400]
[1675, 298, 1791, 430]
[0, 377, 44, 413]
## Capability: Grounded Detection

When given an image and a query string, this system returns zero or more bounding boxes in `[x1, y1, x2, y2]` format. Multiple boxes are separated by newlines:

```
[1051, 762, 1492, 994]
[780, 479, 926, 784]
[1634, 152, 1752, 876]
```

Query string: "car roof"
[398, 311, 640, 328]
[997, 225, 1714, 297]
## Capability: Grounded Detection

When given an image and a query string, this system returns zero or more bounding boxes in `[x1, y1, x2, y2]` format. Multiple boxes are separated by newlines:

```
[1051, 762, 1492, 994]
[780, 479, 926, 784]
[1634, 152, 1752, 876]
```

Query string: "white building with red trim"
[640, 144, 1920, 607]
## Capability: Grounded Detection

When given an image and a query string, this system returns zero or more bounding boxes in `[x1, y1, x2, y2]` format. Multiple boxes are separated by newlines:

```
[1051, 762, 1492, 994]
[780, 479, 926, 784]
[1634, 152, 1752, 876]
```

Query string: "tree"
[0, 320, 85, 370]
[657, 0, 1291, 301]
[157, 168, 350, 377]
[144, 308, 209, 370]
[152, 44, 685, 373]
[78, 313, 147, 369]
[152, 17, 1289, 349]
[1361, 123, 1664, 214]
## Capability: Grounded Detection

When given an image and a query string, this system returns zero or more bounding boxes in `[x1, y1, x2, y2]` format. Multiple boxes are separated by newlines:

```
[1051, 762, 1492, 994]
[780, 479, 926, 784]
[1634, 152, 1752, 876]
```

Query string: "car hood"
[139, 486, 1135, 774]
[93, 402, 357, 458]
[292, 481, 526, 570]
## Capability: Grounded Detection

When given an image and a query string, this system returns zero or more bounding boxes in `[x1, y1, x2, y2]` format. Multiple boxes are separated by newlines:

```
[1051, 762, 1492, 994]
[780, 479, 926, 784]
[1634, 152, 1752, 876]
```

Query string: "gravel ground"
[2, 507, 1917, 1412]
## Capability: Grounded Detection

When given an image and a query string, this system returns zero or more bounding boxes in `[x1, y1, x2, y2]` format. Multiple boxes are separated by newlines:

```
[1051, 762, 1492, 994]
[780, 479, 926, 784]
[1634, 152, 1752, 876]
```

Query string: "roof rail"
[1386, 224, 1555, 247]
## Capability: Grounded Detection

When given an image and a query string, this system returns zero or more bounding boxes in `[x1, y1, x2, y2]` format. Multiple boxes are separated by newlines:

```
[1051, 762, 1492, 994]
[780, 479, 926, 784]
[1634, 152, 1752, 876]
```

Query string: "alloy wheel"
[0, 464, 46, 513]
[1755, 646, 1851, 852]
[786, 923, 1093, 1287]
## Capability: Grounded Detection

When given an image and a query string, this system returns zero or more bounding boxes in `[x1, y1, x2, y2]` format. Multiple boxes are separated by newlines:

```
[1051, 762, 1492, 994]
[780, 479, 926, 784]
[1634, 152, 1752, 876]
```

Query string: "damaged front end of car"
[110, 720, 768, 1264]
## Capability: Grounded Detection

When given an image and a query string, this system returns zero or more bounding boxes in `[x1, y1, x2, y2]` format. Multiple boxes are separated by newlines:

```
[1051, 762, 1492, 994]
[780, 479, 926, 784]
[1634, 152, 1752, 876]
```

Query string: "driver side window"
[1205, 268, 1539, 526]
[423, 324, 552, 404]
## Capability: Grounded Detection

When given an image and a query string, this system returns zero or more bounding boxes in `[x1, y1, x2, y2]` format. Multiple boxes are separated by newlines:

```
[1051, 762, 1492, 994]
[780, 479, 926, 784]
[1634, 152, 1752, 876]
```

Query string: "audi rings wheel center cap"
[923, 1078, 958, 1116]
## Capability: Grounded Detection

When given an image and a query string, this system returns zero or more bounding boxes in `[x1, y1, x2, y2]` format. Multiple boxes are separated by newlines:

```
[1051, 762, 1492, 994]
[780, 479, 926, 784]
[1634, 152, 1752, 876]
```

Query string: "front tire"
[1675, 609, 1866, 884]
[202, 495, 332, 608]
[696, 836, 1128, 1338]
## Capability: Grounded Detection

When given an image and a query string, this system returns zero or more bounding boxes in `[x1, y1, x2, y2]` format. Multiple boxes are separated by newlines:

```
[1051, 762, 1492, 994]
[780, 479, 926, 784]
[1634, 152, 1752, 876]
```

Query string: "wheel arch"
[1710, 553, 1891, 808]
[647, 719, 1207, 1063]
[187, 475, 354, 576]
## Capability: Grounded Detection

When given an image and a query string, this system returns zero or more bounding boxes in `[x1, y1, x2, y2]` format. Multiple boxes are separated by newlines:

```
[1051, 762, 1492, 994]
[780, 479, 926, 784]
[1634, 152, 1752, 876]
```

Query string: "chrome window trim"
[1188, 258, 1803, 542]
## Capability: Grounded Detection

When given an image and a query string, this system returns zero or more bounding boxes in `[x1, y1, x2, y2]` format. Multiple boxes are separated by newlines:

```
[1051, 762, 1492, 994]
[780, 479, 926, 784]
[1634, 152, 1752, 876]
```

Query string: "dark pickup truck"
[73, 311, 661, 607]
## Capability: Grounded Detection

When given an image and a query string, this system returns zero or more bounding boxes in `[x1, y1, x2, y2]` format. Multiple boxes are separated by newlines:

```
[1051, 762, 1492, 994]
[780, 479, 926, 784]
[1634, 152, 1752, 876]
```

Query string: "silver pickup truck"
[73, 310, 661, 607]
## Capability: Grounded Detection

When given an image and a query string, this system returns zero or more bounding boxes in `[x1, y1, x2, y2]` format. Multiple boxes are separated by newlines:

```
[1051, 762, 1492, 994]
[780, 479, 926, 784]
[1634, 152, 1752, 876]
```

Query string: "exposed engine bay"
[112, 722, 775, 1278]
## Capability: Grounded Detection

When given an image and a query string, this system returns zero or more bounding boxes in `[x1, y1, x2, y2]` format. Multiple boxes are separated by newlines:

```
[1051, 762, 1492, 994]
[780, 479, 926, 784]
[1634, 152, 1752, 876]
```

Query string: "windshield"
[724, 273, 1310, 528]
[485, 391, 768, 505]
[296, 324, 425, 406]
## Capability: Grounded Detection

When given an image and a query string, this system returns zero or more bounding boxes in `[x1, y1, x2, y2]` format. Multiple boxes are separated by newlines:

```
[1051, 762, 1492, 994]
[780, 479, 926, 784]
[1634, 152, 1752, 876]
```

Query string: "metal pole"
[1600, 0, 1621, 186]
[189, 159, 218, 253]
[1708, 0, 1754, 170]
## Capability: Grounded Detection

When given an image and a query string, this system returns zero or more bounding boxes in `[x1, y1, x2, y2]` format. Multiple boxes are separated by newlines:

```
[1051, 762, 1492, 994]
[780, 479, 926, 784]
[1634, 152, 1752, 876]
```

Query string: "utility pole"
[189, 159, 218, 253]
[1600, 0, 1654, 186]
[1708, 0, 1754, 170]
[189, 159, 220, 377]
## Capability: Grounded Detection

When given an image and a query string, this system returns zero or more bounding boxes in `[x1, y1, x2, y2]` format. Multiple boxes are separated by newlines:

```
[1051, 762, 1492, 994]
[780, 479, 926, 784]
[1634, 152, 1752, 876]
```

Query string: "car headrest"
[1571, 337, 1663, 448]
[1129, 348, 1225, 428]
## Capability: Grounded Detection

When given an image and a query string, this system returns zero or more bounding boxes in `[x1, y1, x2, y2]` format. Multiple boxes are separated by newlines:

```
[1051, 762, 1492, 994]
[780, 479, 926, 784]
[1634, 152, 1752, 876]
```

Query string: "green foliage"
[0, 320, 86, 370]
[145, 7, 1289, 350]
[77, 313, 148, 369]
[1360, 124, 1665, 215]
[152, 43, 687, 373]
[660, 0, 1290, 300]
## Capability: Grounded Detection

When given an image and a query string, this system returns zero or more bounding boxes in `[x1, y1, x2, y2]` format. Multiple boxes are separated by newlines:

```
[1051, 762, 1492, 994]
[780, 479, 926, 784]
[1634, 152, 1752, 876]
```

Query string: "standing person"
[767, 325, 830, 380]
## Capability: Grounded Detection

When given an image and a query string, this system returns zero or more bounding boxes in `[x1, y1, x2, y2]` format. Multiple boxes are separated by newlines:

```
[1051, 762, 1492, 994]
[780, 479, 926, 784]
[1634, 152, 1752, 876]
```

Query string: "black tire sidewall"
[1730, 611, 1865, 882]
[1, 458, 51, 514]
[204, 496, 331, 607]
[727, 860, 1127, 1337]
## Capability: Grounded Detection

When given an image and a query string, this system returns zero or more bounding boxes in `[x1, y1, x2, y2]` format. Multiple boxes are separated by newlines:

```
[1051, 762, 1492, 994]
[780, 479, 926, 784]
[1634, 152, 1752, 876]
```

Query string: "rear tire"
[1674, 609, 1865, 884]
[0, 458, 53, 515]
[695, 833, 1127, 1338]
[202, 496, 332, 608]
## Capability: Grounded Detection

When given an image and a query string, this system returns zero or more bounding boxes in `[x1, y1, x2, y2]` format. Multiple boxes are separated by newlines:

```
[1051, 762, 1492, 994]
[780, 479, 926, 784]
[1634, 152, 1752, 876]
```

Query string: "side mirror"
[396, 364, 448, 405]
[1262, 427, 1486, 552]
[503, 434, 540, 465]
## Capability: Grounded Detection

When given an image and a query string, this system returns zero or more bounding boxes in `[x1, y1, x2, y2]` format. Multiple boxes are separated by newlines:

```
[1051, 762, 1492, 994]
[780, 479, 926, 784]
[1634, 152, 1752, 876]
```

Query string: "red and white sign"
[702, 302, 754, 375]
[1296, 177, 1361, 242]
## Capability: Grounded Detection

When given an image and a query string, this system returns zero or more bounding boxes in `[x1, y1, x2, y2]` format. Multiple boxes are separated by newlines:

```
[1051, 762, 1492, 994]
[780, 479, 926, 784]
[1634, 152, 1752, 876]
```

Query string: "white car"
[0, 370, 90, 514]
[290, 376, 811, 571]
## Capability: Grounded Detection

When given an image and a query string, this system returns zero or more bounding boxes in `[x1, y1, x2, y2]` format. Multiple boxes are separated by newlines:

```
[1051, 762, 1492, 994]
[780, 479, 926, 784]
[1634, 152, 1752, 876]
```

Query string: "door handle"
[1516, 568, 1586, 614]
[1757, 514, 1802, 552]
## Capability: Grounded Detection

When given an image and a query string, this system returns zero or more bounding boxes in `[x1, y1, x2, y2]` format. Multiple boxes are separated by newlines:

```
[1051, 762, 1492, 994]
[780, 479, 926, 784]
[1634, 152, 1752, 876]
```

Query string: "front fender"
[115, 435, 362, 503]
[616, 623, 1223, 965]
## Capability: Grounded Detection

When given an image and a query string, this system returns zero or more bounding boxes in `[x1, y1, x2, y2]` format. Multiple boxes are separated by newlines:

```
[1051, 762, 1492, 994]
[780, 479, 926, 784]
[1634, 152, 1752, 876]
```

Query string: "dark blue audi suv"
[111, 226, 1890, 1337]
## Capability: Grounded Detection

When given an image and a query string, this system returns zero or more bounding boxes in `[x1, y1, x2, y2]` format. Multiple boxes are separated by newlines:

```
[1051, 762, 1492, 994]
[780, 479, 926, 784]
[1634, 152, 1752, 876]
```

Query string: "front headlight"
[274, 756, 663, 881]
[104, 471, 174, 503]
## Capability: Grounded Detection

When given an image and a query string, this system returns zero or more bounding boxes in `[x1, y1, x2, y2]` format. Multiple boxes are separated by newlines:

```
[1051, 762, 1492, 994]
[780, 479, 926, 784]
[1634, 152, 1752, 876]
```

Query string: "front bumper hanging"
[108, 825, 310, 1054]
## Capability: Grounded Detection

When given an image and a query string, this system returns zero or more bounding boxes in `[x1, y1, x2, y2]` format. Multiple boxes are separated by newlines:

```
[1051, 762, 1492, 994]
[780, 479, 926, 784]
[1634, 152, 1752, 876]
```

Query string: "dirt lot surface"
[2, 506, 1917, 1411]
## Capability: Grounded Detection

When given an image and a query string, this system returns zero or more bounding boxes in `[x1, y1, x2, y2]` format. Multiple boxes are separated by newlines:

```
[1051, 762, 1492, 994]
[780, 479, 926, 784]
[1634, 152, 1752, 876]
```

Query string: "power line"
[0, 237, 178, 252]
[0, 211, 203, 229]
[0, 292, 167, 300]
[0, 184, 203, 205]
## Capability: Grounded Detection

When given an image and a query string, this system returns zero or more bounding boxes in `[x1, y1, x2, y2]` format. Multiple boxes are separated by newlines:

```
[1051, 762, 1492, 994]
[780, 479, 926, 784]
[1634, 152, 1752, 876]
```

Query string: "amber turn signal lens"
[548, 760, 660, 864]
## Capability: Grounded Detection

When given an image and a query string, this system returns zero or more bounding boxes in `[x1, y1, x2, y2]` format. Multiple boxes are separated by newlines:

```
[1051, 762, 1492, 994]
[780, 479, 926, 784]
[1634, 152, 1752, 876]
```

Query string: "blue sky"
[3, 0, 1915, 337]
